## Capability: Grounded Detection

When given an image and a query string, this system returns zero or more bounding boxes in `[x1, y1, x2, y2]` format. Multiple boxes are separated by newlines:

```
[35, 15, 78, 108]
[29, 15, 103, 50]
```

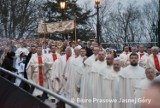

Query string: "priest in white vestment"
[65, 47, 86, 104]
[134, 67, 155, 108]
[147, 46, 160, 74]
[119, 45, 130, 67]
[137, 45, 147, 60]
[99, 55, 121, 108]
[57, 47, 74, 94]
[80, 46, 100, 106]
[44, 44, 61, 100]
[84, 51, 106, 108]
[118, 53, 145, 108]
[139, 47, 152, 68]
[26, 45, 49, 97]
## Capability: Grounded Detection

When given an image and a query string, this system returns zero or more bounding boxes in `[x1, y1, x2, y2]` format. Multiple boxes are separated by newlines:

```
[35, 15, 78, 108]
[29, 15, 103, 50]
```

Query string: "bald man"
[147, 46, 160, 74]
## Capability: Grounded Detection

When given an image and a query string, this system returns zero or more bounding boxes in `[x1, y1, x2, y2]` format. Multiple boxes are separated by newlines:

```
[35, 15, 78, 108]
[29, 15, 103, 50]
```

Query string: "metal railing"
[0, 67, 83, 108]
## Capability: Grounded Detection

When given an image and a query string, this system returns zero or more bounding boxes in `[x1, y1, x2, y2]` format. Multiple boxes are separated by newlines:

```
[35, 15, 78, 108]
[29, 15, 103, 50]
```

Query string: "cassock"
[65, 56, 85, 102]
[139, 53, 150, 68]
[99, 66, 118, 108]
[44, 53, 61, 99]
[80, 55, 97, 104]
[57, 54, 74, 94]
[84, 54, 97, 67]
[137, 52, 147, 60]
[147, 54, 160, 73]
[134, 78, 152, 108]
[118, 65, 145, 108]
[119, 52, 130, 67]
[85, 60, 106, 108]
[26, 54, 49, 96]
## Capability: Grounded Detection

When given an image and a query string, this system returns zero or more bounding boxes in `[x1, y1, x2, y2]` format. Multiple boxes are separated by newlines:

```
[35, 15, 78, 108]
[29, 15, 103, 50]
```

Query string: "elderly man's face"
[146, 68, 155, 80]
[113, 61, 121, 72]
[139, 45, 144, 52]
[152, 49, 158, 55]
[66, 48, 72, 57]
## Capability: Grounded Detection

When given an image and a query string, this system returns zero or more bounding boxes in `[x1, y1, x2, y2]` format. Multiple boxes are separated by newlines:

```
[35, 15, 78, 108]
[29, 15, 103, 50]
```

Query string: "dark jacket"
[1, 52, 17, 82]
[24, 52, 32, 79]
[2, 52, 17, 72]
[86, 47, 93, 57]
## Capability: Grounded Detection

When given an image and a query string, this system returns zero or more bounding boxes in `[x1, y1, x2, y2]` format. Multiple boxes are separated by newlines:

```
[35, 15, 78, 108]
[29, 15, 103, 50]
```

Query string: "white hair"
[151, 46, 159, 51]
[65, 46, 71, 51]
[114, 57, 120, 61]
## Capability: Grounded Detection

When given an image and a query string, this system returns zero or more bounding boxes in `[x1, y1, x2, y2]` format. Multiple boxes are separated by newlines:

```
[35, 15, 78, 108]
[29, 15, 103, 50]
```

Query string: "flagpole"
[43, 17, 47, 46]
[74, 14, 77, 44]
[38, 18, 40, 44]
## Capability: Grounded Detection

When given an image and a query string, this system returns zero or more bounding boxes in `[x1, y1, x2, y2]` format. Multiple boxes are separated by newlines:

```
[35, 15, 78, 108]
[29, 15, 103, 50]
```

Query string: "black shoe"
[36, 96, 41, 99]
[51, 99, 56, 103]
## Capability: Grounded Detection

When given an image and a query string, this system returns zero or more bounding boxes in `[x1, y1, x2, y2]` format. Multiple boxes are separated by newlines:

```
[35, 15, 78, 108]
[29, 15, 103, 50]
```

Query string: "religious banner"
[38, 20, 74, 34]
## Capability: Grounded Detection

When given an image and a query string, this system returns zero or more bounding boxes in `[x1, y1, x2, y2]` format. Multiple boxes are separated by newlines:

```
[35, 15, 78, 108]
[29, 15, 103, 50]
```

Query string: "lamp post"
[60, 1, 66, 40]
[60, 0, 66, 20]
[95, 0, 101, 44]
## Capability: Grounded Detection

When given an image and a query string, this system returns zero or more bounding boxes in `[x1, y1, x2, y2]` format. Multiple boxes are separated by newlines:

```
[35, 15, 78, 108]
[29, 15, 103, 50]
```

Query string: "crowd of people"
[0, 37, 160, 108]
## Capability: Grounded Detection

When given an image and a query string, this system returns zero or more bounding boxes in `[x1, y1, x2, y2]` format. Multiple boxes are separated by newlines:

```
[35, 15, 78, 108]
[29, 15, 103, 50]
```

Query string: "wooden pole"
[43, 17, 47, 46]
[38, 18, 40, 44]
[74, 14, 77, 44]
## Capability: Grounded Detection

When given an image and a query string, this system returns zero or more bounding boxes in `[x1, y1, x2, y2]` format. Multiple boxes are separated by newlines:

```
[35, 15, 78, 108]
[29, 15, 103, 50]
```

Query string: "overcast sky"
[77, 0, 152, 7]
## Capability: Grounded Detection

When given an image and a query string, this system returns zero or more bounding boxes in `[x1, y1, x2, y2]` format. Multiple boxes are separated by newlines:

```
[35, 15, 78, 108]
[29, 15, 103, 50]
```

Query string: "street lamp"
[95, 0, 100, 5]
[95, 0, 101, 44]
[60, 1, 66, 10]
